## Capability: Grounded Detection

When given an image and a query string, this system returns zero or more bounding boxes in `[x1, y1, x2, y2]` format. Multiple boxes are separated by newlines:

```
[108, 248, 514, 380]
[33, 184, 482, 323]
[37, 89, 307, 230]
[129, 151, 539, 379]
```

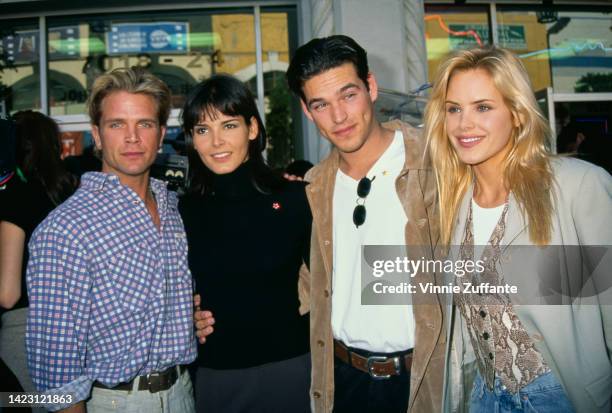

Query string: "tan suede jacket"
[299, 120, 446, 412]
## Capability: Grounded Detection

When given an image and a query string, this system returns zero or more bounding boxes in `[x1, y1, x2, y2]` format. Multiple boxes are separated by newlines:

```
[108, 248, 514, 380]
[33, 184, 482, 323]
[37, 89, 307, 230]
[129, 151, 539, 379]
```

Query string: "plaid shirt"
[26, 172, 196, 410]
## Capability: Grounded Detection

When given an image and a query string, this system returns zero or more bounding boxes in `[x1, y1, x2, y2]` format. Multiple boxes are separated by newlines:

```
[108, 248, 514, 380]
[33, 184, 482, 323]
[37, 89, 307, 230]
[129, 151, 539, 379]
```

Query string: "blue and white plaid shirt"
[26, 172, 196, 410]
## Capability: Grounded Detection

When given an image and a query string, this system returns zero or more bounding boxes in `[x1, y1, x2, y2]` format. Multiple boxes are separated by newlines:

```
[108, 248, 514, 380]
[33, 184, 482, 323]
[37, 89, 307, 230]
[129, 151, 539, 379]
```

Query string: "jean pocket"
[521, 386, 574, 413]
[88, 387, 128, 411]
[469, 375, 485, 405]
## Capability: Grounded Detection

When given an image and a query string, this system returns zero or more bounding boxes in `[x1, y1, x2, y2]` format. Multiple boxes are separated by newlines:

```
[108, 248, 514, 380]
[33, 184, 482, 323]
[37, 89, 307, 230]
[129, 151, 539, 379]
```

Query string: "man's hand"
[193, 294, 215, 344]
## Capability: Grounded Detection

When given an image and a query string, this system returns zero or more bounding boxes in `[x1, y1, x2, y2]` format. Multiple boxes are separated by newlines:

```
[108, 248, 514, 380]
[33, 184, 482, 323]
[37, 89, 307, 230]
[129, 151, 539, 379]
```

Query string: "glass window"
[497, 8, 612, 93]
[0, 19, 41, 114]
[44, 6, 300, 172]
[424, 6, 491, 82]
[260, 7, 299, 169]
[47, 8, 255, 117]
[60, 130, 87, 159]
[208, 10, 256, 87]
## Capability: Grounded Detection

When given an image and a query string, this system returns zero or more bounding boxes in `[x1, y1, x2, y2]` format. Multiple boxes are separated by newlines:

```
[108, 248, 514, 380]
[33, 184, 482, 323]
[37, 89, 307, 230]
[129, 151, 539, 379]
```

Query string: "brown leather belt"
[93, 365, 187, 393]
[334, 340, 413, 379]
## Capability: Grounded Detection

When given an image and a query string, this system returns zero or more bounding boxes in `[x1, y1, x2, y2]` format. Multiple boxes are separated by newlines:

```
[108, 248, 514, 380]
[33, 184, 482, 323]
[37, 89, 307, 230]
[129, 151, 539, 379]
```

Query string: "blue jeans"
[469, 371, 574, 413]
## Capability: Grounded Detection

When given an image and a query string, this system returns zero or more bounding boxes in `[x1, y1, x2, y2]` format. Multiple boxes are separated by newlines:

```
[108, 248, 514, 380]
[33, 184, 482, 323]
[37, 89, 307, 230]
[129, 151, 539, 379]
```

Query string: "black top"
[0, 177, 56, 310]
[179, 161, 311, 369]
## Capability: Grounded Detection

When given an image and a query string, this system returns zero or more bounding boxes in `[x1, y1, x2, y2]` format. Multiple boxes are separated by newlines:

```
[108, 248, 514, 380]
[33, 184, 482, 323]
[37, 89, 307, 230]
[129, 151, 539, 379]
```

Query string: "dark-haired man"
[286, 35, 445, 413]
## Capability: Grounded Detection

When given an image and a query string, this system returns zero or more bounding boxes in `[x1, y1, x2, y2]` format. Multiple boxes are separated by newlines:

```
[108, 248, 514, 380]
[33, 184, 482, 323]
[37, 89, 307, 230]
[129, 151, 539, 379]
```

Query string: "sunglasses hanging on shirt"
[353, 175, 376, 228]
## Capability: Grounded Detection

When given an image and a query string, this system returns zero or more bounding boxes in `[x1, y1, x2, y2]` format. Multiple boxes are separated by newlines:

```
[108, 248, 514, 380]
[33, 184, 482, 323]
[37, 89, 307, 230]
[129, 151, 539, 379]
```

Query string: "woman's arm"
[0, 220, 26, 309]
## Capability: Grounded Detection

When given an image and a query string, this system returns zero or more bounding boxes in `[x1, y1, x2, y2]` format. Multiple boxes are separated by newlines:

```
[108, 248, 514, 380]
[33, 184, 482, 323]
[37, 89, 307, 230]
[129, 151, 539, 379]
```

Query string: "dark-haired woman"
[0, 111, 76, 407]
[179, 74, 311, 412]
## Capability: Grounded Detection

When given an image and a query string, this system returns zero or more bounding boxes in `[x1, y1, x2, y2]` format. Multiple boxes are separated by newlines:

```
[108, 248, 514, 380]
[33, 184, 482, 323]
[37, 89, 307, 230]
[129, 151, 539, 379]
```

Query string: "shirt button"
[313, 391, 321, 399]
[483, 332, 489, 340]
[324, 240, 330, 246]
[324, 290, 330, 298]
[488, 352, 494, 360]
[501, 385, 507, 391]
[480, 310, 487, 318]
[317, 340, 325, 347]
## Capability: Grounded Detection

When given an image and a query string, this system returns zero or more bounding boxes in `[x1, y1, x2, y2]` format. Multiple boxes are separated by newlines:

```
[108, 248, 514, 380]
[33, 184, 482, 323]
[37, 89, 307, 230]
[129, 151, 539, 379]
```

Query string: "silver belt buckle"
[367, 355, 400, 380]
[144, 370, 167, 393]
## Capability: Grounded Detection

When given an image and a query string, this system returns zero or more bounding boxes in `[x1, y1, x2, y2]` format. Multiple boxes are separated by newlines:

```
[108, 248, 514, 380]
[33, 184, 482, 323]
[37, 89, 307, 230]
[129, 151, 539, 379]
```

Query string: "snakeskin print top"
[455, 200, 549, 393]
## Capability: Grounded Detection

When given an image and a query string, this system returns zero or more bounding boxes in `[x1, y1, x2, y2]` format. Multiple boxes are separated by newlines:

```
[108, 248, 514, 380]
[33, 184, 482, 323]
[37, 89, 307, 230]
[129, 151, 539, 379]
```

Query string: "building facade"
[1, 0, 610, 165]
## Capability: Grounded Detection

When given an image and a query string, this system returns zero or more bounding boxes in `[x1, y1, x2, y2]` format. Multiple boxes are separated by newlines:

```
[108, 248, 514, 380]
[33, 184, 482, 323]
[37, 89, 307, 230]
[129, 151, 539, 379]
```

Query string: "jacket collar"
[384, 119, 430, 173]
[504, 192, 527, 247]
[305, 149, 339, 280]
[307, 120, 428, 188]
[454, 184, 527, 247]
[305, 120, 426, 281]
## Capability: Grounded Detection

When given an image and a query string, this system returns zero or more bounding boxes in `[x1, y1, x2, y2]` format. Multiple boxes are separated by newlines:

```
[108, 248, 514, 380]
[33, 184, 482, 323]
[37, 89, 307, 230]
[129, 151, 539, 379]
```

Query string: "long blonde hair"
[424, 47, 554, 246]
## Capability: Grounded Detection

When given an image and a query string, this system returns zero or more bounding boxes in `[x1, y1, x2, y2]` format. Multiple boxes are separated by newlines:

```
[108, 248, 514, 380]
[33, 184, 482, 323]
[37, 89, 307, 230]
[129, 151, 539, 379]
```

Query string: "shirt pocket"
[168, 231, 192, 286]
[105, 245, 159, 313]
[170, 231, 188, 259]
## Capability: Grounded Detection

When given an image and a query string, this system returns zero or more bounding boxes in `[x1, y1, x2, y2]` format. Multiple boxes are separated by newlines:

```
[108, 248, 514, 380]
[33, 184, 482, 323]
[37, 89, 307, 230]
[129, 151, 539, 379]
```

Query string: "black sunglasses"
[353, 176, 376, 228]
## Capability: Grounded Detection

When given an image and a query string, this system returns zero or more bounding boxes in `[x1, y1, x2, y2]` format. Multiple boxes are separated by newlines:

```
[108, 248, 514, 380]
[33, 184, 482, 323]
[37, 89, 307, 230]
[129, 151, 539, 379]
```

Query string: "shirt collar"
[80, 171, 120, 192]
[80, 171, 167, 195]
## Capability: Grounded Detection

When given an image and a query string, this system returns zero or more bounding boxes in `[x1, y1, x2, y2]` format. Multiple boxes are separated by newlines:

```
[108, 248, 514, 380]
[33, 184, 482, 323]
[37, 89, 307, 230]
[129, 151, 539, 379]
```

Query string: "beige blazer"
[443, 157, 612, 413]
[302, 120, 447, 412]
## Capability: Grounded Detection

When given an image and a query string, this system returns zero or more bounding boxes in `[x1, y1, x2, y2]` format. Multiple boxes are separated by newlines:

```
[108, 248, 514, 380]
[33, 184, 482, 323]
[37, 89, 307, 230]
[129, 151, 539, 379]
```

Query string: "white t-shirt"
[331, 130, 415, 352]
[471, 199, 505, 246]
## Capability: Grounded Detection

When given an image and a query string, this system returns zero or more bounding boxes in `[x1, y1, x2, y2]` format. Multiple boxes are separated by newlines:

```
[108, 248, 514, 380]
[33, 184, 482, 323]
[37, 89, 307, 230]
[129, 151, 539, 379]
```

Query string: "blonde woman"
[424, 47, 612, 413]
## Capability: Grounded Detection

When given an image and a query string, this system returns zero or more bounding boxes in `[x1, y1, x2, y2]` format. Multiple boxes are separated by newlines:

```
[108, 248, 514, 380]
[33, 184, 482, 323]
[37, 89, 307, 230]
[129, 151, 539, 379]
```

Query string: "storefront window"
[0, 19, 41, 114]
[497, 8, 612, 93]
[208, 11, 256, 88]
[47, 8, 256, 117]
[424, 6, 491, 82]
[42, 6, 300, 169]
[260, 8, 298, 169]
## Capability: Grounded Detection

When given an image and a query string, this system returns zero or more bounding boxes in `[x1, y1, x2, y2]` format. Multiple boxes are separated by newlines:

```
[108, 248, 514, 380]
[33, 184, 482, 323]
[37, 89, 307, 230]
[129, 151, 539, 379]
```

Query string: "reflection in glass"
[261, 11, 294, 169]
[0, 19, 41, 114]
[424, 7, 491, 82]
[497, 9, 612, 93]
[47, 9, 256, 116]
[1, 6, 298, 171]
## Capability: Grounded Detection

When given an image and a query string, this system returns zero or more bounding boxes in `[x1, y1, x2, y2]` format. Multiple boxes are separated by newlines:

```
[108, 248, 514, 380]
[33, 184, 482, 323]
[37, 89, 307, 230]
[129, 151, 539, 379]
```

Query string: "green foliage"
[266, 80, 294, 169]
[574, 72, 612, 93]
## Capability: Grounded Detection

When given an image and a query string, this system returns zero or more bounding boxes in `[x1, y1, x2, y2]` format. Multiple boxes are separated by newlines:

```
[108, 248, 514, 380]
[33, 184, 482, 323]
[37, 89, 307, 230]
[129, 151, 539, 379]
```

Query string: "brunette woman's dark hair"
[181, 74, 282, 195]
[13, 111, 76, 205]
